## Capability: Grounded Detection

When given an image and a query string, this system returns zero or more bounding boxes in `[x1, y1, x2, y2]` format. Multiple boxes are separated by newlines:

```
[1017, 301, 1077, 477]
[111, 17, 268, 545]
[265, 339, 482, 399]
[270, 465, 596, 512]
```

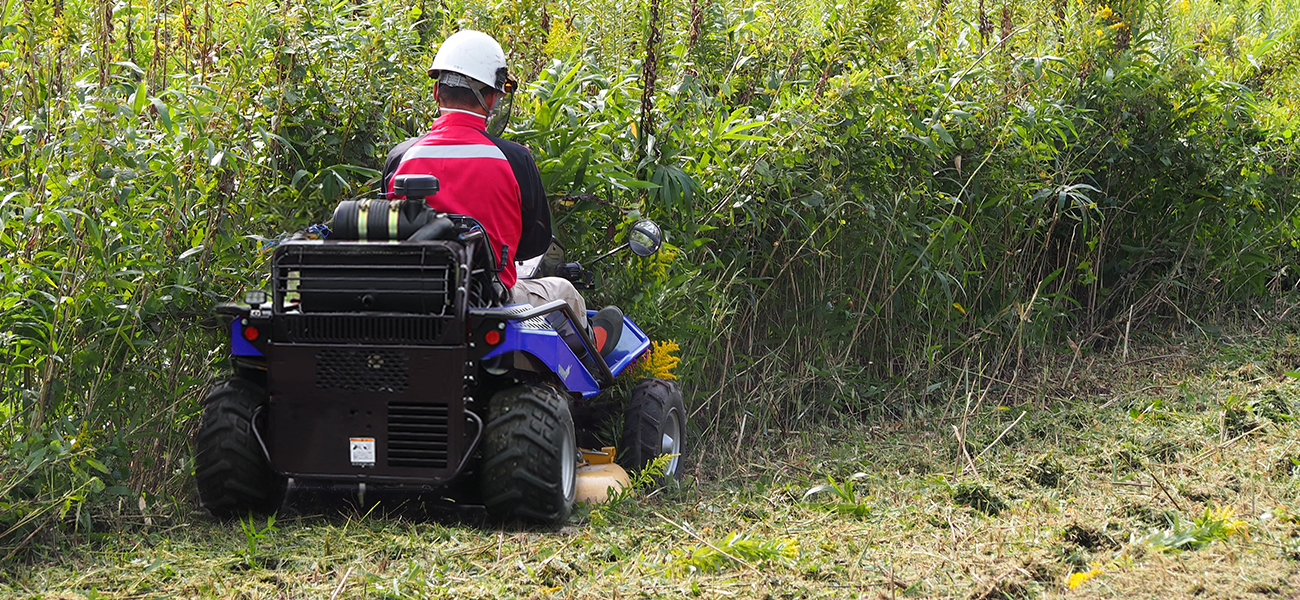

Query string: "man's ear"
[432, 85, 442, 105]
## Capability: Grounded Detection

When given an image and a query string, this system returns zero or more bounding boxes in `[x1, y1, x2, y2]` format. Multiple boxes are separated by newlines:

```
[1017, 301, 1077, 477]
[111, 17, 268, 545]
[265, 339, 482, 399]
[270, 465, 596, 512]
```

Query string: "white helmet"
[429, 30, 517, 94]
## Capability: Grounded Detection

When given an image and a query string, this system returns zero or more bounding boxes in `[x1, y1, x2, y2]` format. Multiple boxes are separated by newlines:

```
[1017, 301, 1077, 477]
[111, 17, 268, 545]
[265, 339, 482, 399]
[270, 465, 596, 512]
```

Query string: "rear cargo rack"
[271, 241, 467, 346]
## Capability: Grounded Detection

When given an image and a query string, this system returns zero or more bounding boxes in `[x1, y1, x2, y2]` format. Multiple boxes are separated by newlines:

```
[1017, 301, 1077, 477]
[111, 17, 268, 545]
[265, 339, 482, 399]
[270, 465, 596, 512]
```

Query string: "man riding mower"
[193, 30, 688, 524]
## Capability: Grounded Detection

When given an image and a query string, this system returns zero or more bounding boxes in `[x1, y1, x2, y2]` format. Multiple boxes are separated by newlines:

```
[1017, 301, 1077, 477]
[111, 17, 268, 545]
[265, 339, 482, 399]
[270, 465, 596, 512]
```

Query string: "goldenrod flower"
[635, 340, 681, 380]
[1067, 568, 1103, 589]
[640, 243, 678, 279]
[1204, 504, 1249, 536]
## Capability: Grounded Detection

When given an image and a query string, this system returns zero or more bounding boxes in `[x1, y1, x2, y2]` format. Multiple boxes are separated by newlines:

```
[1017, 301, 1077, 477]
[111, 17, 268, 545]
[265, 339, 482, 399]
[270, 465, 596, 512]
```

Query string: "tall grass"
[1, 0, 1297, 552]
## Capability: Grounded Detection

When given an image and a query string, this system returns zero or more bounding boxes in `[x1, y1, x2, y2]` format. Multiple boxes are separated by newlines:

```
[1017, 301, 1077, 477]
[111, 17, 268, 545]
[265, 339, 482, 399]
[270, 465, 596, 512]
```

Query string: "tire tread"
[619, 378, 687, 481]
[479, 384, 576, 524]
[193, 378, 283, 518]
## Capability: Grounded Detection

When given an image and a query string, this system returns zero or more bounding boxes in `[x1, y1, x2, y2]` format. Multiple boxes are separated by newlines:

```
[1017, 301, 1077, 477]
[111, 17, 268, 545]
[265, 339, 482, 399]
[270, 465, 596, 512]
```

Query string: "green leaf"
[802, 484, 837, 500]
[131, 81, 148, 114]
[930, 122, 954, 147]
[150, 98, 173, 132]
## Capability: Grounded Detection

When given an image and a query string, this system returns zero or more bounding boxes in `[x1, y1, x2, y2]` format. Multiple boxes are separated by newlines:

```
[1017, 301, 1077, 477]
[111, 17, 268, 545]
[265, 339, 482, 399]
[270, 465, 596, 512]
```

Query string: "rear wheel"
[620, 378, 687, 481]
[194, 378, 284, 518]
[479, 384, 577, 524]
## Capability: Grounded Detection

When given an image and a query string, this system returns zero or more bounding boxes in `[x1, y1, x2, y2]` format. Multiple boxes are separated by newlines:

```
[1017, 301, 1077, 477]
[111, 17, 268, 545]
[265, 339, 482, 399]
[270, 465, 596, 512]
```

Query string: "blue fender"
[480, 305, 653, 399]
[597, 312, 653, 379]
[230, 318, 264, 357]
[483, 323, 602, 397]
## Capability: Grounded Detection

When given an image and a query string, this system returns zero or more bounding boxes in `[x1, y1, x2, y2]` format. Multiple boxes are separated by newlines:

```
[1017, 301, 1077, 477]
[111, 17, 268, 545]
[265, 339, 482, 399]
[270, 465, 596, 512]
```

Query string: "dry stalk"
[1144, 464, 1185, 513]
[1190, 423, 1267, 465]
[1119, 353, 1190, 367]
[1108, 480, 1152, 487]
[1098, 384, 1174, 410]
[972, 410, 1026, 463]
[953, 425, 980, 478]
[1123, 304, 1133, 362]
[328, 565, 353, 600]
[637, 0, 662, 164]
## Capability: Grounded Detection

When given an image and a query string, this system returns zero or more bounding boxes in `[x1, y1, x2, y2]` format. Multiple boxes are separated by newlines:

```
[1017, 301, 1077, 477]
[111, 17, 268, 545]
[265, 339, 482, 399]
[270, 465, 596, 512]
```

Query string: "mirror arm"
[585, 243, 629, 265]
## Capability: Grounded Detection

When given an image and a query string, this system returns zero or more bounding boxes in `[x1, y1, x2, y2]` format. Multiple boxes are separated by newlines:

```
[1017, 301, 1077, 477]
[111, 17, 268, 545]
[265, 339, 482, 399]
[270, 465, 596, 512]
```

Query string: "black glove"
[554, 262, 585, 282]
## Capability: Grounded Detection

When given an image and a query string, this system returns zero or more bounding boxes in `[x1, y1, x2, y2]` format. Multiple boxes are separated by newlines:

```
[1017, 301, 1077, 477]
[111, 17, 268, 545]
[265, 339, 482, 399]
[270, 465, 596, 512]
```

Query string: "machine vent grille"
[314, 349, 410, 393]
[387, 403, 450, 468]
[283, 315, 445, 345]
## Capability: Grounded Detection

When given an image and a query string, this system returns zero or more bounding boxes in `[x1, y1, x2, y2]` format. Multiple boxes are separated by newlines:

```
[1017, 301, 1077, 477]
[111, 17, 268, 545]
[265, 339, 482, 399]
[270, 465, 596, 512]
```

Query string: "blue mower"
[194, 175, 687, 523]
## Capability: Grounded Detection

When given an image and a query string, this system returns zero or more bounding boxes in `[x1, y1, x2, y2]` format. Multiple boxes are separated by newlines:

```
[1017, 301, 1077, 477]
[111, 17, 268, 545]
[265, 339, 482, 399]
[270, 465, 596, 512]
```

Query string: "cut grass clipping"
[952, 482, 1007, 516]
[802, 472, 874, 518]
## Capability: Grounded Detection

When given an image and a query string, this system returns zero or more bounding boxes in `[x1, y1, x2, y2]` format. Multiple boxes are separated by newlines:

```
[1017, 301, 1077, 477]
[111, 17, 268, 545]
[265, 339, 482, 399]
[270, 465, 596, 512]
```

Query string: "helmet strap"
[469, 86, 495, 112]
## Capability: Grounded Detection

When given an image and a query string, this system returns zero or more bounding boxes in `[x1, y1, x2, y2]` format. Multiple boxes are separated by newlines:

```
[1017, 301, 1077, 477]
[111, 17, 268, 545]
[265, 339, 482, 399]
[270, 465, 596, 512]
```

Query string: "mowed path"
[4, 338, 1300, 599]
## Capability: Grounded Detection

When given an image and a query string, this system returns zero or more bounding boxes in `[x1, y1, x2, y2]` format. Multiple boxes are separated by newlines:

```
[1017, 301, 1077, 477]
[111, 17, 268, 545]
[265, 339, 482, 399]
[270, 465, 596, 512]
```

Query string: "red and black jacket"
[381, 111, 550, 288]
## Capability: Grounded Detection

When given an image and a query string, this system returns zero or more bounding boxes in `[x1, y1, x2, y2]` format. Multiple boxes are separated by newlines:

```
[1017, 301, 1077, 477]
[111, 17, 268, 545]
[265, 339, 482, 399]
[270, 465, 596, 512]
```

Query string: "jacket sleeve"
[489, 135, 552, 261]
[380, 137, 420, 196]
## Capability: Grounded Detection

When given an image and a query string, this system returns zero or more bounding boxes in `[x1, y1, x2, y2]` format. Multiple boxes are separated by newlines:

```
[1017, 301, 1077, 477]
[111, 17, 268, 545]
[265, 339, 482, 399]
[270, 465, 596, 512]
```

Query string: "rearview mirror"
[628, 220, 663, 257]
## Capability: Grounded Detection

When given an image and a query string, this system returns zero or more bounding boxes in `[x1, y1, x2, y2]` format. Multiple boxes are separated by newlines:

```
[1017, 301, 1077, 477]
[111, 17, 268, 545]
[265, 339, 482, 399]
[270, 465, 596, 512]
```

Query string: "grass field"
[3, 0, 1298, 574]
[3, 324, 1299, 599]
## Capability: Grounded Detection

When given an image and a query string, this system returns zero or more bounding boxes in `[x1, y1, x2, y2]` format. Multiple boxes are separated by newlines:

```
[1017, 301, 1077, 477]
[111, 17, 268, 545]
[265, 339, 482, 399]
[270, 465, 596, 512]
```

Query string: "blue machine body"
[482, 308, 652, 399]
[230, 319, 264, 357]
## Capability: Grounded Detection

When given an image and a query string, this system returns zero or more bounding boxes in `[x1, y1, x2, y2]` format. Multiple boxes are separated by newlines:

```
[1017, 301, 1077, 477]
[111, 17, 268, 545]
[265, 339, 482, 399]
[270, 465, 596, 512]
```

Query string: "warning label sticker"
[350, 437, 376, 467]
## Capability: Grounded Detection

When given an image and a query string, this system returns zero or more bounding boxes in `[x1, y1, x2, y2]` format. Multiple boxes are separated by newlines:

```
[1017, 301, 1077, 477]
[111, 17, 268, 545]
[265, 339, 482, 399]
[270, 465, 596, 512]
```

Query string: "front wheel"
[620, 378, 687, 481]
[479, 384, 577, 524]
[193, 378, 284, 519]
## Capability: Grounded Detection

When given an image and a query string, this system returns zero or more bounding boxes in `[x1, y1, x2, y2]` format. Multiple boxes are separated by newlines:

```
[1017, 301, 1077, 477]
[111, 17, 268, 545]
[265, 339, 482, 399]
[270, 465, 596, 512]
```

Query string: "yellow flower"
[1095, 4, 1114, 20]
[1067, 568, 1103, 589]
[1204, 504, 1249, 535]
[634, 340, 681, 380]
[542, 18, 580, 58]
[640, 242, 678, 279]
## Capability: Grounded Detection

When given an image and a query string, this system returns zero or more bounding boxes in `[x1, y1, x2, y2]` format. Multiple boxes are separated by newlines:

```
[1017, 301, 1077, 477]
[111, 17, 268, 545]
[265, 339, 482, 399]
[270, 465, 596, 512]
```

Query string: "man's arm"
[380, 137, 421, 196]
[489, 136, 552, 261]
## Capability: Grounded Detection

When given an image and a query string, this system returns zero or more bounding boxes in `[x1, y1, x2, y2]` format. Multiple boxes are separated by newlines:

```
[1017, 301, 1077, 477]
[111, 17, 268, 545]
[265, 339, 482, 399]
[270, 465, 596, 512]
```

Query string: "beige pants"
[510, 277, 587, 318]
